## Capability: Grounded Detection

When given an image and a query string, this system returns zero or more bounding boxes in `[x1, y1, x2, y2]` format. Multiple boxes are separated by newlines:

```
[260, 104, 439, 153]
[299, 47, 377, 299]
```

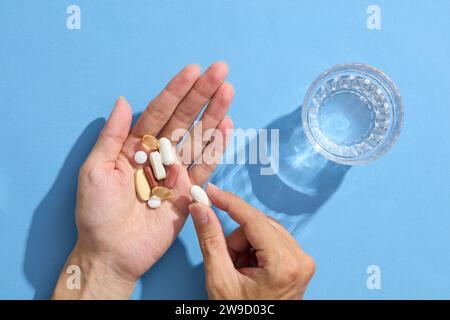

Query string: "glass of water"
[302, 63, 404, 165]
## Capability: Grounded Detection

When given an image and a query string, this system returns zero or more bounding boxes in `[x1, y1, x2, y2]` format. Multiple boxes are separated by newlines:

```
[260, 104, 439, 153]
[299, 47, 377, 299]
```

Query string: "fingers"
[205, 183, 278, 253]
[189, 116, 233, 185]
[226, 226, 251, 266]
[189, 203, 235, 278]
[266, 216, 289, 236]
[158, 62, 228, 141]
[180, 82, 234, 167]
[87, 97, 132, 165]
[227, 226, 250, 254]
[131, 64, 201, 137]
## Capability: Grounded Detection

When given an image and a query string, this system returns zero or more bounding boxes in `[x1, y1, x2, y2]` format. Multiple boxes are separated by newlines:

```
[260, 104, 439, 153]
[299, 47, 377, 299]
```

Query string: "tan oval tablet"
[152, 186, 172, 200]
[141, 134, 159, 151]
[135, 169, 151, 201]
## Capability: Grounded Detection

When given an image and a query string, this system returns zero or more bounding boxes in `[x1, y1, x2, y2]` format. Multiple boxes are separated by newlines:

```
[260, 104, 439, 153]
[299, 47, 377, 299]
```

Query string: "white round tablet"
[147, 195, 161, 209]
[134, 151, 148, 164]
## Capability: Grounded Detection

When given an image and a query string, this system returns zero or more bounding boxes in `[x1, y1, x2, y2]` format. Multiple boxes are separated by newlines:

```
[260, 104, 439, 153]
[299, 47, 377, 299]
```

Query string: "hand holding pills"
[52, 61, 315, 301]
[53, 62, 234, 299]
[189, 183, 316, 300]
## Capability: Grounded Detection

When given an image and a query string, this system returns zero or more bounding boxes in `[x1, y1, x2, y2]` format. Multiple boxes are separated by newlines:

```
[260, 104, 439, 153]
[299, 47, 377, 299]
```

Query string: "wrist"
[52, 244, 136, 300]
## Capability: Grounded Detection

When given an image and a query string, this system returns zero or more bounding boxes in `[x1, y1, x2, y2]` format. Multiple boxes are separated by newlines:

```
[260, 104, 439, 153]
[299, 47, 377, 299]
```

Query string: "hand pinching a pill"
[53, 62, 234, 299]
[52, 61, 315, 301]
[189, 183, 316, 300]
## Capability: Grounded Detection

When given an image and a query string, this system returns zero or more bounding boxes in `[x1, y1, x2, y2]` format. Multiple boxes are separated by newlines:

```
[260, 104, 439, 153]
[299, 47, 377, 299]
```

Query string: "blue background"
[1, 0, 449, 299]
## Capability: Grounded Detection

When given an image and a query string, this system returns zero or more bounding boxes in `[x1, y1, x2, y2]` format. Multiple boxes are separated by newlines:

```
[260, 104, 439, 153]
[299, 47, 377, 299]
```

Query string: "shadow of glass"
[211, 106, 351, 234]
[140, 240, 206, 299]
[23, 118, 105, 299]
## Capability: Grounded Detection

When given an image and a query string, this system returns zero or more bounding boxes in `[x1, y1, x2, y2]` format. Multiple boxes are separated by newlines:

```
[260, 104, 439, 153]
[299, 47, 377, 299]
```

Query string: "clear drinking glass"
[302, 63, 404, 165]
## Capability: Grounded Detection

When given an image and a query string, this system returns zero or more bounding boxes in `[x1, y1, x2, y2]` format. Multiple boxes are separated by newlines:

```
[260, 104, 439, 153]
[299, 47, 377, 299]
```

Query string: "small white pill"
[159, 137, 176, 165]
[147, 195, 161, 209]
[190, 185, 210, 206]
[149, 151, 166, 180]
[134, 151, 148, 165]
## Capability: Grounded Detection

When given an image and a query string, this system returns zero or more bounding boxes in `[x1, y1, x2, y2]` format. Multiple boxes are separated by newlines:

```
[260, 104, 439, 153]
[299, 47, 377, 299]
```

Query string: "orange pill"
[135, 169, 151, 201]
[152, 186, 172, 200]
[141, 134, 159, 151]
[143, 165, 159, 189]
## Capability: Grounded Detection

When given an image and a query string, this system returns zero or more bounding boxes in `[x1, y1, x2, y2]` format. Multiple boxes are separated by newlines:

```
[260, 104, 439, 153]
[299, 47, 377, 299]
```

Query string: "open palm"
[74, 62, 234, 283]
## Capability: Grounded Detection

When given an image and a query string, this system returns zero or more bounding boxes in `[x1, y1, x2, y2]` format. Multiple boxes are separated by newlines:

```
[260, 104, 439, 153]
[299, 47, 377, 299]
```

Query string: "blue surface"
[1, 0, 449, 299]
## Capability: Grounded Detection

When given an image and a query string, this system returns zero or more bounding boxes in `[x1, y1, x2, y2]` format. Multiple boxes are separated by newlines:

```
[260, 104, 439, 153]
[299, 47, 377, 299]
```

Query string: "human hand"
[53, 62, 234, 299]
[189, 184, 316, 300]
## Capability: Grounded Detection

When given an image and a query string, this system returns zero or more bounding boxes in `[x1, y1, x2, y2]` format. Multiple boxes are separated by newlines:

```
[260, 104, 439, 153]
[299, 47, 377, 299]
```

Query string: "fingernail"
[117, 96, 126, 103]
[190, 205, 209, 226]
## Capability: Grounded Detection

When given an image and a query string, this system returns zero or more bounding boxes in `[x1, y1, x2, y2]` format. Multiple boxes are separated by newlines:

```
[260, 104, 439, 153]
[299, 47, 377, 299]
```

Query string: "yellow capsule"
[135, 169, 151, 201]
[152, 186, 172, 200]
[141, 134, 159, 151]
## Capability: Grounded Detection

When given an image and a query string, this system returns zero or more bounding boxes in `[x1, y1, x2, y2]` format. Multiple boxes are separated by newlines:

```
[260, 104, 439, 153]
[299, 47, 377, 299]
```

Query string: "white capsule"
[149, 151, 166, 180]
[159, 137, 176, 165]
[134, 151, 148, 165]
[190, 185, 210, 206]
[147, 195, 161, 209]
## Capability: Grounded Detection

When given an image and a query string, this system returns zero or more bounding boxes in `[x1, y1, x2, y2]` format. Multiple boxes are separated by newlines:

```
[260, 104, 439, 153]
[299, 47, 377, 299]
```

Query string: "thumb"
[88, 96, 132, 164]
[189, 203, 235, 280]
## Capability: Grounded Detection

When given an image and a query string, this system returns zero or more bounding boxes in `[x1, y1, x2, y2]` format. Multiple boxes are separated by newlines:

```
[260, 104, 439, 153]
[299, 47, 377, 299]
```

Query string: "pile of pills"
[134, 135, 177, 209]
[134, 134, 211, 209]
